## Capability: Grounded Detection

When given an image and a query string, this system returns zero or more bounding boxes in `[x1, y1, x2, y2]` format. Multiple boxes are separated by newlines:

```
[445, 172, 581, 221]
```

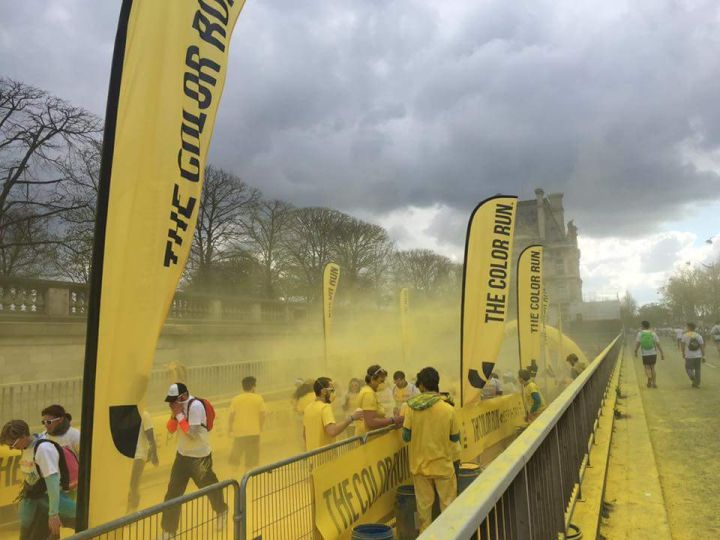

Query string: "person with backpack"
[634, 321, 665, 388]
[161, 383, 226, 537]
[0, 420, 76, 540]
[681, 323, 705, 388]
[40, 405, 80, 459]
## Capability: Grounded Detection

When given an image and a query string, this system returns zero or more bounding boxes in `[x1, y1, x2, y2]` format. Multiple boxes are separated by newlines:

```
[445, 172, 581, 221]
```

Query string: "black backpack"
[688, 336, 701, 352]
[23, 440, 70, 499]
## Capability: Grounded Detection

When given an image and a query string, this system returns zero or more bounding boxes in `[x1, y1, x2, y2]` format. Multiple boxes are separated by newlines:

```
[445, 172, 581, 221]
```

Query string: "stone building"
[514, 189, 582, 321]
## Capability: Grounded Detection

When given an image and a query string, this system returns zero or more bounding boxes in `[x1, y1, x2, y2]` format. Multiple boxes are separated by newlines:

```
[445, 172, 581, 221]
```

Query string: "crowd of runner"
[1, 351, 591, 538]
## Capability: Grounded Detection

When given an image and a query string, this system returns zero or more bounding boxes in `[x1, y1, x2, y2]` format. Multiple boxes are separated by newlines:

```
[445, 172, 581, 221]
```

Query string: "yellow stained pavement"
[598, 344, 671, 540]
[629, 338, 720, 538]
[601, 337, 720, 539]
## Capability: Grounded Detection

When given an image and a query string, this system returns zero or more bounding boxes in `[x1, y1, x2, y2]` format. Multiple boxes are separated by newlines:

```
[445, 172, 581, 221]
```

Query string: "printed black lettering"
[341, 478, 359, 523]
[198, 0, 230, 25]
[323, 488, 345, 534]
[193, 9, 227, 52]
[184, 46, 220, 109]
[163, 185, 198, 267]
[352, 473, 368, 513]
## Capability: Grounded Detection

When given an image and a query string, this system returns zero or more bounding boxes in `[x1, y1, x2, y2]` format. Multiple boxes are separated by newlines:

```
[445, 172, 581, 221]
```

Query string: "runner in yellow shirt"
[402, 367, 461, 532]
[391, 370, 419, 415]
[357, 365, 402, 436]
[228, 377, 267, 471]
[519, 369, 546, 422]
[303, 378, 363, 451]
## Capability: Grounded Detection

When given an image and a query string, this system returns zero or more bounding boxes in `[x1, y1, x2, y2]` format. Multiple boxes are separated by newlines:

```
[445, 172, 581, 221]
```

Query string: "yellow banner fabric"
[399, 288, 410, 360]
[458, 393, 525, 462]
[517, 245, 544, 371]
[312, 431, 410, 540]
[461, 196, 518, 405]
[81, 0, 246, 526]
[323, 262, 341, 361]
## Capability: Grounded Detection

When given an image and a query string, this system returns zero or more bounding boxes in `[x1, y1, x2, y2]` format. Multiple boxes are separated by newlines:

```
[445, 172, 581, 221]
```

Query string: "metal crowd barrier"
[238, 425, 399, 540]
[69, 480, 238, 540]
[0, 356, 319, 422]
[421, 334, 623, 540]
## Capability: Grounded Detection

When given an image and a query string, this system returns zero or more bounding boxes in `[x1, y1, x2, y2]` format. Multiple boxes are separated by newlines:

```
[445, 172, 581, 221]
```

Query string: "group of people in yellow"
[294, 362, 554, 532]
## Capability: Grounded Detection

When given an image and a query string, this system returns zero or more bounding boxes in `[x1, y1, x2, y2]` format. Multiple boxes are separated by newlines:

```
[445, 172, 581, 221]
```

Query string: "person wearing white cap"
[160, 383, 226, 537]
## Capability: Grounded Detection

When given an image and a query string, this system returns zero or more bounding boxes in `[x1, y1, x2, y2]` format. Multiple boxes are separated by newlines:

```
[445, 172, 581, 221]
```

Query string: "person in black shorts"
[634, 320, 665, 388]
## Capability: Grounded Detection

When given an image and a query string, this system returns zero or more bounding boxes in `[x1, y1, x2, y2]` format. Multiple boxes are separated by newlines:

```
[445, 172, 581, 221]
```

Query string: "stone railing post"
[208, 299, 223, 321]
[251, 302, 262, 323]
[45, 287, 70, 317]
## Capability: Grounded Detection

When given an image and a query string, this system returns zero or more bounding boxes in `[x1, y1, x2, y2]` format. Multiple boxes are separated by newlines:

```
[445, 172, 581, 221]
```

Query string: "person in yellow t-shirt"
[228, 376, 267, 471]
[402, 367, 461, 532]
[356, 365, 403, 436]
[519, 369, 546, 422]
[303, 378, 363, 451]
[391, 370, 419, 415]
[343, 378, 363, 436]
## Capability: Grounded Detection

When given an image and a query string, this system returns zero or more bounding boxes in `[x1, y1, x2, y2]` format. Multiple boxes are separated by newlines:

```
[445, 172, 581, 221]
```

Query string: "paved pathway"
[633, 337, 720, 538]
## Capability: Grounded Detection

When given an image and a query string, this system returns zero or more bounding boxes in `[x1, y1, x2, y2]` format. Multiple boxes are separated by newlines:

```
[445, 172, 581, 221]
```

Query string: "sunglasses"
[41, 418, 61, 426]
[9, 438, 21, 449]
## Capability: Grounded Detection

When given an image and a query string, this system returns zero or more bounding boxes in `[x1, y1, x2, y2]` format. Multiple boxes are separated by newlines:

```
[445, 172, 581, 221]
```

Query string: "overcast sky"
[2, 0, 720, 304]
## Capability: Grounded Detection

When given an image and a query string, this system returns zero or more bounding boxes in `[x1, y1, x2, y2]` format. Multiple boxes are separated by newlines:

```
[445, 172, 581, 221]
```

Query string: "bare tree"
[245, 199, 294, 298]
[282, 207, 346, 301]
[0, 78, 100, 276]
[393, 249, 454, 298]
[53, 140, 102, 282]
[189, 165, 261, 290]
[332, 216, 393, 299]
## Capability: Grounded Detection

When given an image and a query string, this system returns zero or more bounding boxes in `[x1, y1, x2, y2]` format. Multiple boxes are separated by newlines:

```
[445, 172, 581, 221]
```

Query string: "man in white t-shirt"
[161, 383, 226, 536]
[710, 321, 720, 358]
[675, 328, 684, 350]
[127, 409, 159, 513]
[634, 320, 665, 388]
[1, 419, 76, 539]
[681, 323, 705, 388]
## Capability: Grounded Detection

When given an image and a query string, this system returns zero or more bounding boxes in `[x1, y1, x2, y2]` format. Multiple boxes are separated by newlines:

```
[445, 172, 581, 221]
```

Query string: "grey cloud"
[641, 237, 684, 273]
[2, 0, 720, 247]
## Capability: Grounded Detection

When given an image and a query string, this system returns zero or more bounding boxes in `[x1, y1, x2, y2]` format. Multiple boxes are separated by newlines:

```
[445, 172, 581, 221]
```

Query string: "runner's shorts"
[642, 354, 657, 366]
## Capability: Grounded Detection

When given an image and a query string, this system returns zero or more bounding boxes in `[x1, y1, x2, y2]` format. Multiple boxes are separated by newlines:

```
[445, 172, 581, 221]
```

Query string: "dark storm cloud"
[2, 0, 720, 250]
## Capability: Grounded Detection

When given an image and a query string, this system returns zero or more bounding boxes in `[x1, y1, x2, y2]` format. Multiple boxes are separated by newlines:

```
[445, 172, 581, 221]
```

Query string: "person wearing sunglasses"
[0, 420, 76, 540]
[41, 404, 80, 459]
[356, 365, 403, 436]
[303, 377, 363, 451]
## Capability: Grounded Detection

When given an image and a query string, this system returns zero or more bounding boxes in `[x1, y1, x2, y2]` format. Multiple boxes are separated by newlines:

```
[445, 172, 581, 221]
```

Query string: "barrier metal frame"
[420, 334, 623, 540]
[238, 424, 401, 540]
[69, 479, 239, 540]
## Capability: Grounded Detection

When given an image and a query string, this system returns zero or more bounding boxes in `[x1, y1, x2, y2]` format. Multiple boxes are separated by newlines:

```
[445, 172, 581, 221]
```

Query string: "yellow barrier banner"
[458, 393, 525, 462]
[323, 262, 341, 363]
[312, 431, 410, 540]
[311, 394, 524, 539]
[461, 196, 518, 405]
[517, 245, 544, 371]
[399, 288, 410, 361]
[78, 0, 247, 527]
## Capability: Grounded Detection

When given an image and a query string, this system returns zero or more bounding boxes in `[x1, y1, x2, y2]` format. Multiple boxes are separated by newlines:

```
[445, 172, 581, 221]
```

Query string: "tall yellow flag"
[323, 262, 341, 365]
[461, 196, 518, 405]
[517, 245, 544, 370]
[78, 0, 246, 529]
[399, 288, 410, 361]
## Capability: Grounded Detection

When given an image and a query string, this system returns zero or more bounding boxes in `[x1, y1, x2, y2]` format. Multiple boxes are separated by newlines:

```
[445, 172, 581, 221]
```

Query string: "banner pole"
[76, 0, 133, 530]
